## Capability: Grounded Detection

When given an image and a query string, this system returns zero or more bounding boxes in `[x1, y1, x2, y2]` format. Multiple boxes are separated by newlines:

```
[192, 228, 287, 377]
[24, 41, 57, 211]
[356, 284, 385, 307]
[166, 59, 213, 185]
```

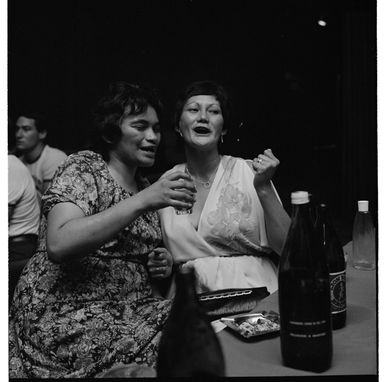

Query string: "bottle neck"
[316, 205, 327, 224]
[174, 268, 199, 302]
[315, 205, 329, 242]
[290, 202, 321, 250]
[292, 202, 313, 223]
[315, 205, 344, 256]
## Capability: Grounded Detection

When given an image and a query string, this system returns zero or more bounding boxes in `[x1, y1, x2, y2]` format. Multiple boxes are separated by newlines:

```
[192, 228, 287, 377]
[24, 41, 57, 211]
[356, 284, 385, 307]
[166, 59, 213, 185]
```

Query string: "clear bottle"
[315, 203, 346, 330]
[278, 191, 333, 373]
[352, 200, 376, 270]
[156, 266, 225, 377]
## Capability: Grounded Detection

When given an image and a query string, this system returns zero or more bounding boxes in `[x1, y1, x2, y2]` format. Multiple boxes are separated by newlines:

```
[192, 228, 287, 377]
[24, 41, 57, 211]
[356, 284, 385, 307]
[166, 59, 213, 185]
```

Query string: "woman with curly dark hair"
[9, 81, 196, 378]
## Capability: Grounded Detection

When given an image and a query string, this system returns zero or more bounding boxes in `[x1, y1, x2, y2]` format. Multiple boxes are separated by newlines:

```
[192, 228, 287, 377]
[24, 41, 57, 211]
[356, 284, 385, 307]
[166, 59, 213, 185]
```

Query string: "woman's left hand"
[252, 148, 280, 190]
[147, 247, 173, 279]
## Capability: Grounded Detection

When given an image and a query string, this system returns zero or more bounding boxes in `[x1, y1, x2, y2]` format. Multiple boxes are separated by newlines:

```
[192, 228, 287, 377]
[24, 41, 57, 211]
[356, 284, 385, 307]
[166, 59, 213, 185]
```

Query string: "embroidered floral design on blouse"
[207, 182, 253, 241]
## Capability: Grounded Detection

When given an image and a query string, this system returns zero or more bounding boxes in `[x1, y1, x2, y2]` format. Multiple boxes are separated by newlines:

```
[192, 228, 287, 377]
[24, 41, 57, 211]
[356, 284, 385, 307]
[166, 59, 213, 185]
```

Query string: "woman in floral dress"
[159, 80, 291, 293]
[9, 82, 197, 378]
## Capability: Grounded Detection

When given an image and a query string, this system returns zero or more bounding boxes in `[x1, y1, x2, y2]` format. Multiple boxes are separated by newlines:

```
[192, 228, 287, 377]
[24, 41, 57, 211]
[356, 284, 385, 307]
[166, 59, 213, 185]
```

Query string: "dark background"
[8, 0, 377, 244]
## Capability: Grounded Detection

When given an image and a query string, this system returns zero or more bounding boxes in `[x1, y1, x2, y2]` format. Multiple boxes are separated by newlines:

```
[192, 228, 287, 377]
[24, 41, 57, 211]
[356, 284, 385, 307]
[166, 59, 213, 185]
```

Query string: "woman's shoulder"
[222, 155, 253, 170]
[55, 150, 106, 177]
[64, 150, 104, 167]
[68, 150, 103, 161]
[161, 163, 185, 177]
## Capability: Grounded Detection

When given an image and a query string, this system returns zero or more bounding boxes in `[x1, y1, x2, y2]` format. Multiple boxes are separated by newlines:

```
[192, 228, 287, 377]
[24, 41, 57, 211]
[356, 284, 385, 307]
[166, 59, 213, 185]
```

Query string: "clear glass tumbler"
[174, 166, 193, 215]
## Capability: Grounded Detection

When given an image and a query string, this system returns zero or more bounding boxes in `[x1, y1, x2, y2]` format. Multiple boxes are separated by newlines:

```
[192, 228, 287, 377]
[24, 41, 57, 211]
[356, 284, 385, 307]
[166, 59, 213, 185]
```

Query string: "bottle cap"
[358, 200, 369, 212]
[291, 191, 309, 205]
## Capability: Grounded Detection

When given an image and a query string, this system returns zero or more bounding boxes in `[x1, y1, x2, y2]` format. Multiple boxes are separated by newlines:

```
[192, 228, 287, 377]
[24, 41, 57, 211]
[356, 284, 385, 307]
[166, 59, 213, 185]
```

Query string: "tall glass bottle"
[315, 203, 346, 329]
[352, 200, 376, 270]
[278, 191, 333, 373]
[156, 266, 225, 377]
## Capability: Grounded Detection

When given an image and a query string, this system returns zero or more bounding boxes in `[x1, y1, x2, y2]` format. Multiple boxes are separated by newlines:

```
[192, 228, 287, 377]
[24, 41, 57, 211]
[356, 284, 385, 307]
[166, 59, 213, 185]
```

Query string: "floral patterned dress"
[9, 151, 172, 378]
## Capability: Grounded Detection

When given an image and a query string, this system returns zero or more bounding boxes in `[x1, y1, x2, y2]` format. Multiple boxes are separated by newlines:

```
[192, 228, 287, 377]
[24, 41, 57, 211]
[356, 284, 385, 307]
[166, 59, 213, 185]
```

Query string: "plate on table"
[220, 310, 280, 339]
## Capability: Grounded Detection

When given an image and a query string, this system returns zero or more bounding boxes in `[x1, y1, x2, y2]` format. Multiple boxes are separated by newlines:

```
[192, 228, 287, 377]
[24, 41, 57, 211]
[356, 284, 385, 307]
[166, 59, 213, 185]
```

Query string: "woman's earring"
[220, 135, 224, 144]
[177, 129, 183, 137]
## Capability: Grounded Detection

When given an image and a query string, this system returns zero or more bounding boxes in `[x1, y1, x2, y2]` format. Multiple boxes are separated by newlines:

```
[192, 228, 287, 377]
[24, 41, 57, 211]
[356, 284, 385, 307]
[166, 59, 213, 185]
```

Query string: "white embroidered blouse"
[158, 155, 280, 293]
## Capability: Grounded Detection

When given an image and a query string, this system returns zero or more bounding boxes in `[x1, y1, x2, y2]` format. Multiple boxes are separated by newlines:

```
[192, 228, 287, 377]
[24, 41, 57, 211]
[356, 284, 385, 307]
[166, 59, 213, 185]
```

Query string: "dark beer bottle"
[315, 203, 346, 329]
[278, 191, 333, 372]
[156, 266, 225, 377]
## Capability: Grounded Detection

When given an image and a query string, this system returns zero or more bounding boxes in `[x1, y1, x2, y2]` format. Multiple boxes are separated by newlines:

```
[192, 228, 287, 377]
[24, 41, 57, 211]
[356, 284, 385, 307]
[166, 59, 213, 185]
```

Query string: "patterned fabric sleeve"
[42, 152, 101, 218]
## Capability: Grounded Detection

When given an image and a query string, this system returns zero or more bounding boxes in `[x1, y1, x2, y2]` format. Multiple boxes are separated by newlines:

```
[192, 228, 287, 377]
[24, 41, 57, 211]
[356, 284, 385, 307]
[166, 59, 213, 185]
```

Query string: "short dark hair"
[91, 81, 163, 159]
[16, 110, 48, 133]
[174, 80, 232, 132]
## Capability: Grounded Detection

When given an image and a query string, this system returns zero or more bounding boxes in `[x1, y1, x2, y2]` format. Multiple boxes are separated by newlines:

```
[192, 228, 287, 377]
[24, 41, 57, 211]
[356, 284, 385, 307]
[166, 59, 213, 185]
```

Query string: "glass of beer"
[175, 166, 193, 215]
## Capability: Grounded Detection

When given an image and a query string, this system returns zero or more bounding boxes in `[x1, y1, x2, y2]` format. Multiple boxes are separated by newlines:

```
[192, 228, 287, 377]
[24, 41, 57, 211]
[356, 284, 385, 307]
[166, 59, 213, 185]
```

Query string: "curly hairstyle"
[91, 81, 163, 160]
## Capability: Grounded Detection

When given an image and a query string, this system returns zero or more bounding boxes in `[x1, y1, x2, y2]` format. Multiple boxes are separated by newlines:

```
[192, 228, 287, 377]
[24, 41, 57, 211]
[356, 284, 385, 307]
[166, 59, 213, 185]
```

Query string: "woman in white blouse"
[159, 80, 291, 294]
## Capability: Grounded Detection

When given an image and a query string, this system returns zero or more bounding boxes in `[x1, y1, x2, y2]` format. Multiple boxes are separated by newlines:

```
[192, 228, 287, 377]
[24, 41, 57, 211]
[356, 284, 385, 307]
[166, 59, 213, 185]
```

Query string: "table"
[218, 242, 377, 378]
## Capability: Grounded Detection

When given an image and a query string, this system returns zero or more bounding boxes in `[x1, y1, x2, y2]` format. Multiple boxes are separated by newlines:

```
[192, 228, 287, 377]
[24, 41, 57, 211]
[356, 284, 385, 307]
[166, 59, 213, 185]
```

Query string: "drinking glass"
[174, 166, 193, 215]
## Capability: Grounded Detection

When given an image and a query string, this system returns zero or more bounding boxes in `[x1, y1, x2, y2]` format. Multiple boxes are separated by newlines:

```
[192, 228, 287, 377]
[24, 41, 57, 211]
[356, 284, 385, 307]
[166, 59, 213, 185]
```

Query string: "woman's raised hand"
[147, 247, 173, 279]
[138, 171, 197, 211]
[252, 148, 280, 190]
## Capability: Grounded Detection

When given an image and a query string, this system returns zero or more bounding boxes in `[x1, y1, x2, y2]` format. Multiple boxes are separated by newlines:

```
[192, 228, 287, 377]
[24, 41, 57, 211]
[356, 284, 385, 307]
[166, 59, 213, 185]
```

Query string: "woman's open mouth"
[193, 126, 210, 134]
[140, 146, 157, 154]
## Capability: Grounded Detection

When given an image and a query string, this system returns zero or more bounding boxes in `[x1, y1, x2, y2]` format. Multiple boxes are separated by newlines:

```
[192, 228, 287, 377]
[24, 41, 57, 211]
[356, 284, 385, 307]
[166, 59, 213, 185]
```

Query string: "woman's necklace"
[185, 157, 222, 189]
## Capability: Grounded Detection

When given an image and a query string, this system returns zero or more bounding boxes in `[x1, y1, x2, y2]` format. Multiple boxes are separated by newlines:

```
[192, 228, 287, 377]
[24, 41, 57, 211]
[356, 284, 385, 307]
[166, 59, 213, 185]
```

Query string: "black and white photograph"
[6, 0, 378, 380]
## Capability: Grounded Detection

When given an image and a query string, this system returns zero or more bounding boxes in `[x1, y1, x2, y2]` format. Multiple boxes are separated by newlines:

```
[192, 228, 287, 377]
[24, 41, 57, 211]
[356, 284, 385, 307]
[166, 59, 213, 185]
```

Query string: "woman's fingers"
[260, 149, 279, 164]
[166, 171, 197, 192]
[256, 155, 275, 165]
[252, 149, 280, 179]
[150, 266, 168, 275]
[148, 248, 168, 263]
[161, 189, 195, 210]
[167, 171, 193, 183]
[262, 148, 274, 158]
[149, 174, 196, 209]
[153, 247, 172, 259]
[171, 179, 197, 193]
[254, 150, 279, 168]
[148, 260, 171, 278]
[148, 255, 167, 273]
[166, 170, 189, 180]
[149, 263, 166, 271]
[169, 200, 194, 211]
[148, 258, 167, 267]
[148, 247, 173, 279]
[253, 157, 268, 173]
[170, 188, 196, 202]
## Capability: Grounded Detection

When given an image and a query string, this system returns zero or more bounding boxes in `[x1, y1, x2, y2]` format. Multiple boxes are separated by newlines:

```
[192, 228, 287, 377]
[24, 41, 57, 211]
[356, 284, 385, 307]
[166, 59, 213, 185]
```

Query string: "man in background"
[15, 110, 67, 204]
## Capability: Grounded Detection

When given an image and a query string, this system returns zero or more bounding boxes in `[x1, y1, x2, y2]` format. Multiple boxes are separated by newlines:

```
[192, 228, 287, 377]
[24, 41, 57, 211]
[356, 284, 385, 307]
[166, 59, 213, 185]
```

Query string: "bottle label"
[329, 270, 346, 314]
[288, 320, 328, 338]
